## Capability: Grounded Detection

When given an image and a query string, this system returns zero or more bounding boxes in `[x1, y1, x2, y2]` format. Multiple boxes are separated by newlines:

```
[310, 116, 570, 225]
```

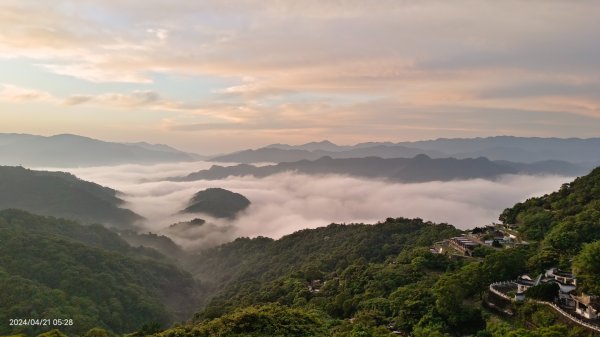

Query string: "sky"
[1, 0, 600, 154]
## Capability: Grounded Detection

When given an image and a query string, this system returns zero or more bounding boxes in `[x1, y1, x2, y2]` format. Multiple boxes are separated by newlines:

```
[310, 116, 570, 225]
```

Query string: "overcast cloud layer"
[1, 1, 600, 152]
[49, 161, 572, 249]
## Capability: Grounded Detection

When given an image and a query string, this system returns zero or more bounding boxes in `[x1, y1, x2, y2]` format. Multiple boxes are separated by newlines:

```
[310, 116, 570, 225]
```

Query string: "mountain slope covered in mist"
[176, 155, 586, 182]
[0, 209, 204, 336]
[0, 166, 142, 227]
[0, 133, 198, 167]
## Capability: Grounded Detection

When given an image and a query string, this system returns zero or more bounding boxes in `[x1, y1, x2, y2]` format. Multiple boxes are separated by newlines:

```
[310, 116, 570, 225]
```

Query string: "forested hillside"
[0, 166, 141, 227]
[168, 218, 566, 336]
[500, 166, 600, 272]
[0, 210, 204, 336]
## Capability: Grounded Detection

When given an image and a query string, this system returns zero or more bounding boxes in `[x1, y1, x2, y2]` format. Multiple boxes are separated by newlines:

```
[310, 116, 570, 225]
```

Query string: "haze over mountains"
[0, 133, 200, 167]
[3, 133, 600, 172]
[174, 155, 589, 183]
[212, 137, 600, 165]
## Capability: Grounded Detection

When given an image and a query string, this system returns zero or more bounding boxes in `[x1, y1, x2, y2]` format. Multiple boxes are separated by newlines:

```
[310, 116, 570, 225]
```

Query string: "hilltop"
[182, 188, 250, 218]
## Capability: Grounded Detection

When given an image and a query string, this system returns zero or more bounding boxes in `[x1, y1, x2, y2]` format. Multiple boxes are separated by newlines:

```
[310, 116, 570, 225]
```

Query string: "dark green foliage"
[500, 167, 600, 268]
[181, 218, 474, 335]
[83, 328, 112, 337]
[155, 304, 327, 337]
[524, 283, 560, 301]
[0, 166, 141, 227]
[183, 188, 250, 218]
[119, 230, 185, 261]
[36, 330, 69, 337]
[189, 218, 459, 286]
[127, 322, 164, 337]
[0, 210, 203, 336]
[480, 247, 531, 282]
[573, 241, 600, 295]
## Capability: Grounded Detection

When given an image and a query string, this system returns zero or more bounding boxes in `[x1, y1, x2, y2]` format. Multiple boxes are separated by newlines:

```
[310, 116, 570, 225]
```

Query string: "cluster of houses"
[448, 236, 479, 256]
[470, 224, 526, 247]
[433, 224, 531, 257]
[515, 268, 599, 320]
[429, 222, 599, 325]
[308, 279, 323, 294]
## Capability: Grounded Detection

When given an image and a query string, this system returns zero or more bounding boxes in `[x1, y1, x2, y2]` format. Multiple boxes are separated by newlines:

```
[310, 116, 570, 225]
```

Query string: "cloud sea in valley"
[42, 161, 572, 249]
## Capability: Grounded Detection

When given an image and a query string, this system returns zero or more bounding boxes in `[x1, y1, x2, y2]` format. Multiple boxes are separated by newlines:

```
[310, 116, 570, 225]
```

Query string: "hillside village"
[430, 223, 600, 333]
[430, 223, 528, 257]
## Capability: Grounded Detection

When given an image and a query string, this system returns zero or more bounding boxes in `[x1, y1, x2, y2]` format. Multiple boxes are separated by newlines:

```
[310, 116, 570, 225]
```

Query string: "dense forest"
[0, 209, 204, 336]
[500, 166, 600, 275]
[166, 221, 594, 336]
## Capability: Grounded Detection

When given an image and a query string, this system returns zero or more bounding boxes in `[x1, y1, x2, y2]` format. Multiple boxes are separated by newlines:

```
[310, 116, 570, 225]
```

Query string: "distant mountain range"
[0, 166, 142, 227]
[211, 137, 600, 165]
[210, 145, 446, 164]
[173, 155, 589, 183]
[0, 133, 202, 167]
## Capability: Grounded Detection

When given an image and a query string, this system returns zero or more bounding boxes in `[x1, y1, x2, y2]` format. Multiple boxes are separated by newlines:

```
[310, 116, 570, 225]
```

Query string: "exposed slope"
[0, 133, 197, 167]
[0, 166, 142, 228]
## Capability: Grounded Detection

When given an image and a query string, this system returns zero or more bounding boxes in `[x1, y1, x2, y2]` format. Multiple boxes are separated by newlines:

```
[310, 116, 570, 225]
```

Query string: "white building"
[572, 294, 599, 320]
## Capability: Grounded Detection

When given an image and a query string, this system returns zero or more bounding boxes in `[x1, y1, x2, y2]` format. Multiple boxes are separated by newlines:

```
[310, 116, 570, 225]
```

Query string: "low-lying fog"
[47, 161, 572, 249]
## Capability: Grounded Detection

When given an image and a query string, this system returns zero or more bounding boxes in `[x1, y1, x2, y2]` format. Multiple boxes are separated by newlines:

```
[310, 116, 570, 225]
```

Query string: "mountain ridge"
[214, 136, 600, 164]
[174, 155, 589, 183]
[0, 133, 200, 167]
